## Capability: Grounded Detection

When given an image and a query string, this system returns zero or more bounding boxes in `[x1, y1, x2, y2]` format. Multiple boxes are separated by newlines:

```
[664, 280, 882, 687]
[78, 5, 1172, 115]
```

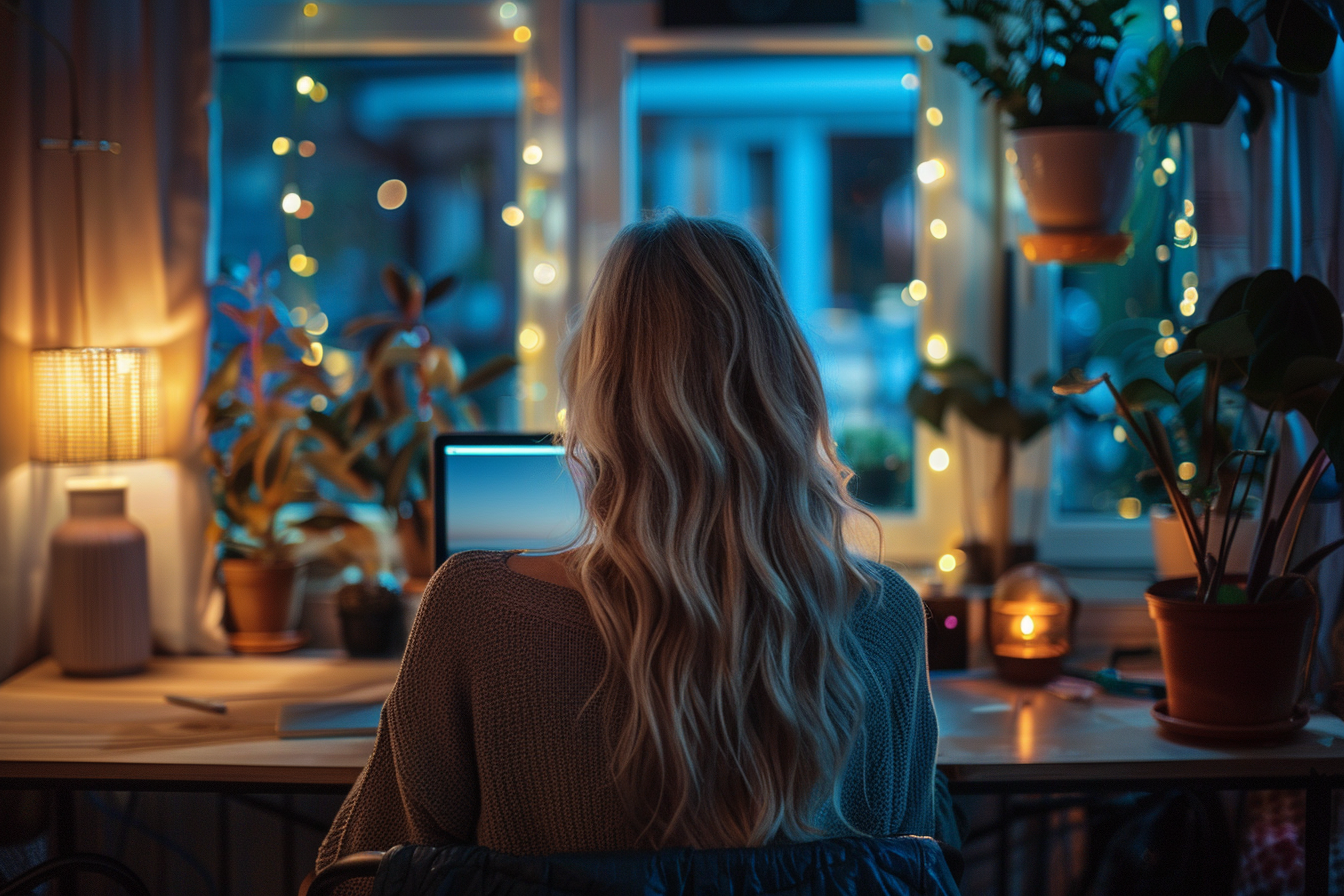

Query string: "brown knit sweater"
[317, 550, 938, 871]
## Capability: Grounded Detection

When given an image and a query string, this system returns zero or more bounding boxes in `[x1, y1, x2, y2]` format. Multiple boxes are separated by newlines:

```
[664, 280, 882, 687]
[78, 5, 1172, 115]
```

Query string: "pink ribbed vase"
[48, 478, 151, 676]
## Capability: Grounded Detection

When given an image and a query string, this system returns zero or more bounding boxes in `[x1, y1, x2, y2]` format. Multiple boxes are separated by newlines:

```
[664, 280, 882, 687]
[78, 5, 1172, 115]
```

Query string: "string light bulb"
[926, 107, 943, 126]
[303, 3, 319, 16]
[272, 137, 292, 155]
[532, 262, 557, 285]
[522, 142, 543, 165]
[926, 333, 948, 361]
[501, 203, 525, 226]
[296, 76, 314, 95]
[929, 219, 948, 239]
[916, 34, 933, 52]
[514, 25, 531, 42]
[928, 448, 950, 472]
[916, 159, 946, 184]
[281, 192, 302, 214]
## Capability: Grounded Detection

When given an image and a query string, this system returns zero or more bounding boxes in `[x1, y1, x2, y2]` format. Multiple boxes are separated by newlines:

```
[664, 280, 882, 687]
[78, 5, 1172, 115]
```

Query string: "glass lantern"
[990, 563, 1073, 684]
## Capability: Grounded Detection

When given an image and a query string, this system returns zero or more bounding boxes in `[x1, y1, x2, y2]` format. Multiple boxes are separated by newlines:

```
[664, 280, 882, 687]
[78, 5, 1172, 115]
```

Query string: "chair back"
[308, 836, 961, 896]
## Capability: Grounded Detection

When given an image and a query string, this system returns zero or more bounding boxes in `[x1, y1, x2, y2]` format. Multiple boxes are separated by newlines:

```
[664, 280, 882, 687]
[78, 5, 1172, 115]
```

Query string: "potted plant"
[1064, 315, 1265, 578]
[908, 356, 1057, 583]
[1055, 270, 1344, 733]
[941, 0, 1326, 237]
[942, 0, 1144, 234]
[307, 265, 516, 581]
[200, 256, 331, 653]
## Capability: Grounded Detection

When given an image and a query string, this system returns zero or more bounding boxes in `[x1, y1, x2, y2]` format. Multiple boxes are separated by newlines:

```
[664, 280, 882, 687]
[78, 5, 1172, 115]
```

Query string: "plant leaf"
[1193, 311, 1255, 359]
[1121, 377, 1177, 410]
[1291, 536, 1344, 576]
[1315, 378, 1344, 472]
[457, 355, 518, 396]
[201, 344, 245, 410]
[1154, 45, 1239, 125]
[342, 313, 403, 340]
[424, 275, 458, 307]
[1053, 367, 1104, 395]
[1206, 7, 1250, 75]
[1266, 0, 1338, 74]
[1165, 349, 1206, 386]
[381, 265, 412, 317]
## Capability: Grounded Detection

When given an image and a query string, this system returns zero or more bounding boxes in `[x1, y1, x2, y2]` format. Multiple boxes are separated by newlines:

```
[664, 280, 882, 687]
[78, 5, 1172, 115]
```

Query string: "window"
[215, 55, 521, 428]
[631, 56, 922, 509]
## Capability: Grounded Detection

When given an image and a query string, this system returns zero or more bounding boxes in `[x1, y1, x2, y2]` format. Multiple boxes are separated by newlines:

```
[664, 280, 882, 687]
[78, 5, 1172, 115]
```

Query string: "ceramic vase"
[48, 477, 152, 676]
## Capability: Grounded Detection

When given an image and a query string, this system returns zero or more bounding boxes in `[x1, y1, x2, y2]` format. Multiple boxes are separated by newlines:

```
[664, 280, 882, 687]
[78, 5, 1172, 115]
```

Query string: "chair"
[0, 853, 151, 896]
[305, 837, 962, 896]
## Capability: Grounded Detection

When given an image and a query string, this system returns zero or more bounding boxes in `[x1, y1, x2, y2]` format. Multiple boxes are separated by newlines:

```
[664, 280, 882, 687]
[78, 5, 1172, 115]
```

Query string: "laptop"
[433, 432, 584, 569]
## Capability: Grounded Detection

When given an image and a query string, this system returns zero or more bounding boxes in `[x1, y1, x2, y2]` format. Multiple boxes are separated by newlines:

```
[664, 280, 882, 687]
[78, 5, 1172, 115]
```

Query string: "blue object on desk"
[1063, 666, 1166, 700]
[277, 702, 383, 738]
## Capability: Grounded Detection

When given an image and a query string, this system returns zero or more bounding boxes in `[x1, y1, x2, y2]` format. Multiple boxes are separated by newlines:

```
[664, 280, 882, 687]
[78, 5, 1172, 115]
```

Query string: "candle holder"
[990, 563, 1073, 684]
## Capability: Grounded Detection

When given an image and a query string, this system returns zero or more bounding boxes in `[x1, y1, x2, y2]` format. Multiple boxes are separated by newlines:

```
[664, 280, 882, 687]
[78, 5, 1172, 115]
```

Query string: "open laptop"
[433, 432, 584, 570]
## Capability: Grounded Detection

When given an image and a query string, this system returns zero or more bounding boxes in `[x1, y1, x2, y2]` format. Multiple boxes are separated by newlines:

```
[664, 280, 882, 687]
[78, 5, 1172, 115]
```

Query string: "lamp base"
[994, 653, 1064, 685]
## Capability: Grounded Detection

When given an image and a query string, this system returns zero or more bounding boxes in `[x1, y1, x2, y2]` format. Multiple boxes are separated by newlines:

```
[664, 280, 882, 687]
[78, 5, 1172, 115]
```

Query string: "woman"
[317, 213, 940, 867]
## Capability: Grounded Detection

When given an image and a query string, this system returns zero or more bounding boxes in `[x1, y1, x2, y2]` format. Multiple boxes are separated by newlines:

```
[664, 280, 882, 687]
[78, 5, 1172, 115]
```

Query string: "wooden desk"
[0, 655, 398, 791]
[5, 659, 1344, 892]
[934, 673, 1344, 895]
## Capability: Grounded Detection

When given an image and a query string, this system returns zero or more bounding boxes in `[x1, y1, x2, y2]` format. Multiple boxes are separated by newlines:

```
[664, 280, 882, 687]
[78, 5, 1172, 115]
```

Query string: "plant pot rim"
[1146, 576, 1314, 608]
[220, 557, 304, 571]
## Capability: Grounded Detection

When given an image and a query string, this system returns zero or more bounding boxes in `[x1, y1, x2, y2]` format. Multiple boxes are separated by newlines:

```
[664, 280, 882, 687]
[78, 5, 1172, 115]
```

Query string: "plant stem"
[1100, 375, 1204, 582]
[1211, 410, 1274, 602]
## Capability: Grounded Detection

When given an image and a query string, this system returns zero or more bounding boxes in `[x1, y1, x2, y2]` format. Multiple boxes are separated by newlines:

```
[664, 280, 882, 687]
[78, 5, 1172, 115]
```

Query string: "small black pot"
[339, 608, 401, 657]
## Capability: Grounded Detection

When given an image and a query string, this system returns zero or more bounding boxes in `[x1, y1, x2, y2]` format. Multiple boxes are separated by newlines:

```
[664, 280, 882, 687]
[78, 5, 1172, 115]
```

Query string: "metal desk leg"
[998, 794, 1011, 896]
[1305, 778, 1330, 896]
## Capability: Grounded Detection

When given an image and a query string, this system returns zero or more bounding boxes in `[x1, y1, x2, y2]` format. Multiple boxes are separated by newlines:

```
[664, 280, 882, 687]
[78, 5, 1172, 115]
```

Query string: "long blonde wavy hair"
[560, 212, 881, 849]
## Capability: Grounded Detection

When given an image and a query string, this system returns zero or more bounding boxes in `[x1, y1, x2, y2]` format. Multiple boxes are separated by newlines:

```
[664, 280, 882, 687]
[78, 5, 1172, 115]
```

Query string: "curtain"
[0, 0, 223, 678]
[1192, 23, 1344, 691]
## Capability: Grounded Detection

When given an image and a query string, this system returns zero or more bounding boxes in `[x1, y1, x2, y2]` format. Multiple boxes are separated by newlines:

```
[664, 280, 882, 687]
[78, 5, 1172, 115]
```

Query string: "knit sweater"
[317, 550, 938, 871]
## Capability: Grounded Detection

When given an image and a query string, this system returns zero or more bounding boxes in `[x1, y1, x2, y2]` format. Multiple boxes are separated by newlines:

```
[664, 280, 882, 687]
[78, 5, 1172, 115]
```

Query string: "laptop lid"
[433, 432, 584, 570]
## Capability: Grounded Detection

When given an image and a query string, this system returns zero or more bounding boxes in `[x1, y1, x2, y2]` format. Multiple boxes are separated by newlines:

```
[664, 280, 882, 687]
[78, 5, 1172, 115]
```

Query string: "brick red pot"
[1146, 578, 1315, 727]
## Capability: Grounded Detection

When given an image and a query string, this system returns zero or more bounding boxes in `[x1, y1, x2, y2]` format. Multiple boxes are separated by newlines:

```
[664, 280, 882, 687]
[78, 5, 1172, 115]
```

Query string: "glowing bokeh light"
[925, 333, 948, 361]
[501, 203, 525, 226]
[377, 179, 408, 210]
[272, 137, 292, 155]
[296, 76, 314, 95]
[928, 448, 950, 472]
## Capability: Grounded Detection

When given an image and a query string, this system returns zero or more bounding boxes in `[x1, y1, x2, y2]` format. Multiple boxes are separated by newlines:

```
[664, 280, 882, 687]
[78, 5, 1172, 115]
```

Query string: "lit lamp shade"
[32, 347, 161, 463]
[989, 563, 1074, 685]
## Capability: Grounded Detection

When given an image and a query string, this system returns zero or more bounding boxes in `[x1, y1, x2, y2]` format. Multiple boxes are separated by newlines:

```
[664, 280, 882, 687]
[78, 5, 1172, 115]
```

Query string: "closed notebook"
[277, 701, 383, 738]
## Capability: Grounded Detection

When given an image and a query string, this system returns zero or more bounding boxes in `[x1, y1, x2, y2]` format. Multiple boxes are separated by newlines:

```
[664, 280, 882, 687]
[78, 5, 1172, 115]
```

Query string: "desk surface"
[5, 657, 1344, 792]
[0, 655, 398, 789]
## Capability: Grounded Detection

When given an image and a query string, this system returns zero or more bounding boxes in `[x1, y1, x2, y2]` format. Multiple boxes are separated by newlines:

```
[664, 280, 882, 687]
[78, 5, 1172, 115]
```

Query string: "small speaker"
[662, 0, 858, 27]
[924, 595, 968, 671]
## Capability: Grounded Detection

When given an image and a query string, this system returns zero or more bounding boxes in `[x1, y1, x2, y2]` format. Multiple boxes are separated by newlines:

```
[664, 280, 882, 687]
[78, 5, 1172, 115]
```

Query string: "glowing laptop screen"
[439, 438, 583, 560]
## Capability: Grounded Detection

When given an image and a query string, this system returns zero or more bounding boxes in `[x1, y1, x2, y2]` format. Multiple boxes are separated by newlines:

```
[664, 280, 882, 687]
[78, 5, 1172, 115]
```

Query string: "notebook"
[276, 701, 383, 738]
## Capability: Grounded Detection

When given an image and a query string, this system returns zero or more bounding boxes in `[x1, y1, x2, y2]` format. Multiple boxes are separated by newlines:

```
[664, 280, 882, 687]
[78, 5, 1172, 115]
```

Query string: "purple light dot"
[944, 616, 958, 630]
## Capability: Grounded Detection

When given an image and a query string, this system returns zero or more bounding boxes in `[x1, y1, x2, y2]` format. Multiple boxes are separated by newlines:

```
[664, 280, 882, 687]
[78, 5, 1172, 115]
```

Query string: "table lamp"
[989, 563, 1073, 685]
[34, 348, 161, 676]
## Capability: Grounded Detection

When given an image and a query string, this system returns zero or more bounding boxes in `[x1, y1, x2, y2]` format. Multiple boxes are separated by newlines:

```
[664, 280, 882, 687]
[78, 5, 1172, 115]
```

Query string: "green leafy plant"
[837, 426, 912, 509]
[907, 356, 1058, 573]
[942, 0, 1331, 132]
[200, 256, 331, 563]
[941, 0, 1140, 129]
[1055, 269, 1344, 604]
[1137, 6, 1327, 132]
[305, 264, 517, 558]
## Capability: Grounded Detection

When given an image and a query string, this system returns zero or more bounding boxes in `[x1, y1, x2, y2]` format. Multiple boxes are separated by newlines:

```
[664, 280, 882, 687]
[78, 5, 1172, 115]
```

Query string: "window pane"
[216, 57, 520, 430]
[635, 56, 921, 510]
[1052, 128, 1199, 518]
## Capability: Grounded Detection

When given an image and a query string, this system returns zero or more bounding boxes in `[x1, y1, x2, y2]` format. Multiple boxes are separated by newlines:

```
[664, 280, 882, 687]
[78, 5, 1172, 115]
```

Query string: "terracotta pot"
[1146, 578, 1315, 727]
[220, 559, 306, 651]
[396, 499, 436, 579]
[1150, 506, 1259, 580]
[1011, 127, 1138, 233]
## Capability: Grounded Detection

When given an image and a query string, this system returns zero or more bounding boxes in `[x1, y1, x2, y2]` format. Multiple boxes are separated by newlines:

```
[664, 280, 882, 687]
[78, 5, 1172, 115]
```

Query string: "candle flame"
[1019, 615, 1036, 638]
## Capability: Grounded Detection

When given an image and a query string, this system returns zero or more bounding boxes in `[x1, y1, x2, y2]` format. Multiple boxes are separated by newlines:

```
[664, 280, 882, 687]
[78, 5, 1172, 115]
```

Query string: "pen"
[165, 694, 228, 714]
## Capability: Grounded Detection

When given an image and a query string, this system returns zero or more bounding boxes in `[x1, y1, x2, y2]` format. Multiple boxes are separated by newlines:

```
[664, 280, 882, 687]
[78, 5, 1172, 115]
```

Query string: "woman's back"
[318, 550, 937, 862]
[319, 213, 940, 870]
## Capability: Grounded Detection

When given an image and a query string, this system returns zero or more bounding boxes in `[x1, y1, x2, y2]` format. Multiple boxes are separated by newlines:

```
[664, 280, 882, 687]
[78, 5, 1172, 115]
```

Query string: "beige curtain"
[0, 0, 223, 677]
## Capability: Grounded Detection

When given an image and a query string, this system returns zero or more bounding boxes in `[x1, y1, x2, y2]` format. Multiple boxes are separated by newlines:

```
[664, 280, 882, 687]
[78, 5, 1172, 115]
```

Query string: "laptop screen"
[433, 433, 584, 567]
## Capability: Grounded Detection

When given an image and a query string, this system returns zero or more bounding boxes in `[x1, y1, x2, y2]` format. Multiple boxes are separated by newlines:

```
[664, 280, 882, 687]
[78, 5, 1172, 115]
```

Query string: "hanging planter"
[1011, 128, 1137, 232]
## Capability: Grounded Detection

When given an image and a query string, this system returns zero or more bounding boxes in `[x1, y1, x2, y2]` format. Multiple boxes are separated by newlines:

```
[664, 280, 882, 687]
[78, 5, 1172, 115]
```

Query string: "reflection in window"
[634, 56, 921, 509]
[216, 57, 520, 429]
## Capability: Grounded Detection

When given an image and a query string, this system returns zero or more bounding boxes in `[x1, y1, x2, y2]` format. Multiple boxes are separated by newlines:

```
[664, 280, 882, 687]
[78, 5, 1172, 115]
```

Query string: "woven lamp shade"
[32, 347, 161, 463]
